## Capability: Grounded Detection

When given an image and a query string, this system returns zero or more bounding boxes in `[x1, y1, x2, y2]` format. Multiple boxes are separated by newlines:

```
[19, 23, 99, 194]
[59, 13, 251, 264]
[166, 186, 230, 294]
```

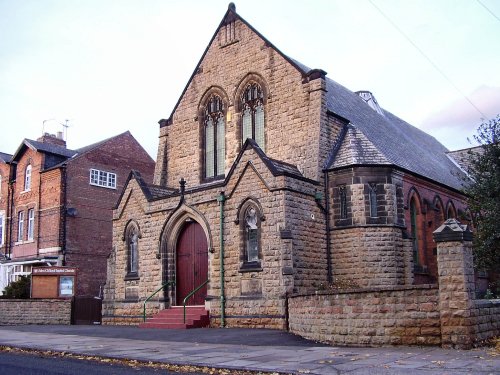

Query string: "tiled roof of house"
[0, 152, 12, 163]
[24, 139, 77, 158]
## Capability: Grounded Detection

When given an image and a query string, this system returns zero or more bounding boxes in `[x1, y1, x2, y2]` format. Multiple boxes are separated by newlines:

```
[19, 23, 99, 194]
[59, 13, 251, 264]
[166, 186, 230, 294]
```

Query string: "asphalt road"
[0, 351, 205, 375]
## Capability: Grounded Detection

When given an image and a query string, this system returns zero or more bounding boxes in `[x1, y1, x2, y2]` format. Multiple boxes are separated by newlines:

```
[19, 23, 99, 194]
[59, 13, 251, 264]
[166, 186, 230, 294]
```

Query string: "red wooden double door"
[175, 221, 208, 305]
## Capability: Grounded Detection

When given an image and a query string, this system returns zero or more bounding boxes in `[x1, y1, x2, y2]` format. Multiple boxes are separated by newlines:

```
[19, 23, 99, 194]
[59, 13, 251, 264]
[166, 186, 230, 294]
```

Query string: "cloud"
[421, 85, 500, 133]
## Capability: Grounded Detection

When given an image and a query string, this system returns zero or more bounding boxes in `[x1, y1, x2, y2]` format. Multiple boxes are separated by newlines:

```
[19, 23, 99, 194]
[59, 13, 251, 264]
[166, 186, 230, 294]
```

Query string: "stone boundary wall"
[473, 299, 500, 342]
[0, 299, 71, 325]
[288, 285, 441, 347]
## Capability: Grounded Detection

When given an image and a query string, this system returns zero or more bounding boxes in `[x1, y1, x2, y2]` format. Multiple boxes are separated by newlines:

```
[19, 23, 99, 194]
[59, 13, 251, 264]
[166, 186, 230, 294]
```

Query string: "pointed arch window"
[125, 222, 140, 279]
[410, 198, 421, 268]
[24, 164, 32, 191]
[241, 83, 265, 151]
[238, 200, 263, 272]
[204, 95, 225, 179]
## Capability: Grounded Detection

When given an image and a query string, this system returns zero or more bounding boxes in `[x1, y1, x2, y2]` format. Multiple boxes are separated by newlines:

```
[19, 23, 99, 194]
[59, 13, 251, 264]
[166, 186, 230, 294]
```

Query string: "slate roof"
[0, 152, 12, 163]
[24, 139, 78, 158]
[322, 78, 467, 190]
[146, 184, 177, 200]
[446, 146, 484, 174]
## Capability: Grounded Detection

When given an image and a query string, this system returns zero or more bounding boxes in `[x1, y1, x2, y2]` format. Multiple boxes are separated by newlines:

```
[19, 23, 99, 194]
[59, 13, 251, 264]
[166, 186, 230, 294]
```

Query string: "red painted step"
[139, 306, 209, 329]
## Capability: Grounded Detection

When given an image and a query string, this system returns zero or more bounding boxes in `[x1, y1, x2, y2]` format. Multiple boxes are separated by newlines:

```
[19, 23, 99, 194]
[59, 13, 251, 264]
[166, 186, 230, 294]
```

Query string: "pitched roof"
[321, 78, 466, 190]
[0, 152, 12, 163]
[24, 139, 77, 158]
[162, 5, 467, 191]
[288, 57, 466, 190]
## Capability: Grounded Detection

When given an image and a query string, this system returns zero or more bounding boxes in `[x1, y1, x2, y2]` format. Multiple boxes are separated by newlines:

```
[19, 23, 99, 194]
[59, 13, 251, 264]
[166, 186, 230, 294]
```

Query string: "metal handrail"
[183, 279, 209, 323]
[143, 280, 175, 322]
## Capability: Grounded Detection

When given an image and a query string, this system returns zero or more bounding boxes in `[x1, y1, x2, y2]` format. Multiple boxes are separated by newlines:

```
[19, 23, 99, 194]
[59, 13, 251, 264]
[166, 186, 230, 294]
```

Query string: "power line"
[476, 0, 500, 23]
[368, 0, 488, 120]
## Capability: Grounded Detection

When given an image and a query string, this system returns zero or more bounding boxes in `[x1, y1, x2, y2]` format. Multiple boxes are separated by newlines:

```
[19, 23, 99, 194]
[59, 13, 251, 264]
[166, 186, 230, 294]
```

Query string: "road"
[0, 351, 206, 375]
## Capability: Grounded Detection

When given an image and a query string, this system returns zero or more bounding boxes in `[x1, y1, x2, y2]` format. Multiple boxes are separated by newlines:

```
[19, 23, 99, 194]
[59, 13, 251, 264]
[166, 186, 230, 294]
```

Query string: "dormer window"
[204, 94, 226, 179]
[241, 83, 265, 151]
[24, 165, 32, 191]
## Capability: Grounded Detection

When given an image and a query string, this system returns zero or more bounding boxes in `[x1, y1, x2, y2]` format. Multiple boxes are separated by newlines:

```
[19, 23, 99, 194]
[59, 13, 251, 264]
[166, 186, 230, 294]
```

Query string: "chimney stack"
[37, 132, 67, 148]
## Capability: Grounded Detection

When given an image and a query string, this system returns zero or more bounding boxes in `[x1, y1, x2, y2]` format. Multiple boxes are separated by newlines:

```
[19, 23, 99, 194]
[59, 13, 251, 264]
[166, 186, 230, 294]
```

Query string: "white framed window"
[27, 208, 35, 240]
[24, 165, 32, 191]
[0, 213, 4, 246]
[17, 211, 24, 242]
[89, 169, 117, 189]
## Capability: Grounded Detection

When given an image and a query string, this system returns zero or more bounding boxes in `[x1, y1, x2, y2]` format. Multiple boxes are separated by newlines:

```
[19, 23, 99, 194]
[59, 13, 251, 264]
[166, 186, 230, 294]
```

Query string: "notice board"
[31, 267, 77, 298]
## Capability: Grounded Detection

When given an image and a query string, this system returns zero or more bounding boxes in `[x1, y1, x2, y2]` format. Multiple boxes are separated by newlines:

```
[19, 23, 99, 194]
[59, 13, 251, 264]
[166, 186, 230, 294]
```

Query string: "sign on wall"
[31, 267, 77, 298]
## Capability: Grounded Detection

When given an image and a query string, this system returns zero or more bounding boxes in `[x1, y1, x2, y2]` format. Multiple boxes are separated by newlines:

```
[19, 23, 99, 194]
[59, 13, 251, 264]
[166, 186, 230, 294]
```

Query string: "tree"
[2, 275, 31, 299]
[463, 115, 500, 273]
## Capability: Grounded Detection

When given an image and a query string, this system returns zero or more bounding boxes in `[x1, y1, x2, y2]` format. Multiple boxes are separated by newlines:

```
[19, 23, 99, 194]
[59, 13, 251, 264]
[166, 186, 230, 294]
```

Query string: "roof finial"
[228, 2, 236, 12]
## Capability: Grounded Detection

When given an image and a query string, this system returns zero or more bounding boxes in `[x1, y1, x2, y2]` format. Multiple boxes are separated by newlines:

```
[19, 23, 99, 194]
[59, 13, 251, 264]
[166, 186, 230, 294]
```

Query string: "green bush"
[2, 275, 31, 299]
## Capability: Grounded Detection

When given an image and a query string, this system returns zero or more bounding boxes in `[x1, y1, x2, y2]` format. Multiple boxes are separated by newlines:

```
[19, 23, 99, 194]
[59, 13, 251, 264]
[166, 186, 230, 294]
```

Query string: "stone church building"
[103, 5, 472, 329]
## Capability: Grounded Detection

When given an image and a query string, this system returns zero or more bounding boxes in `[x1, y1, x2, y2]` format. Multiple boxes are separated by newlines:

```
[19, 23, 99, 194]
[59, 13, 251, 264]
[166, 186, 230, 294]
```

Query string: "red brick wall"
[403, 175, 467, 284]
[10, 148, 45, 260]
[65, 132, 155, 296]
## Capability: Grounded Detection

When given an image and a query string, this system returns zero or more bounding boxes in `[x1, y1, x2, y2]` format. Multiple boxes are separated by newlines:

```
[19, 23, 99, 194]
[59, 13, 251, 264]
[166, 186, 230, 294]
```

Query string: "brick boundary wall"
[288, 285, 441, 347]
[0, 299, 72, 325]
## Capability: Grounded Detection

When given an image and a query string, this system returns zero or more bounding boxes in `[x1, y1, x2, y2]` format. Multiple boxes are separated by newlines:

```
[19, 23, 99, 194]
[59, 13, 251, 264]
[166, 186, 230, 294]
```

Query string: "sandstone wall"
[473, 299, 500, 342]
[289, 285, 441, 346]
[0, 299, 71, 325]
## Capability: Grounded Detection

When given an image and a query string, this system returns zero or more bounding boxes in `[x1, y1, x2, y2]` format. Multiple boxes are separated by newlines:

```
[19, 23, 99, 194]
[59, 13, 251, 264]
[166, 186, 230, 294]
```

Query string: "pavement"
[0, 325, 498, 374]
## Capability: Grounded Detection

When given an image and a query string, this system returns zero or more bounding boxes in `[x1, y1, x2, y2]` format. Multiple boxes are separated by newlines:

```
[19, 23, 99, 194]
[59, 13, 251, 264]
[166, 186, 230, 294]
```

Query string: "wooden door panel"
[176, 221, 208, 305]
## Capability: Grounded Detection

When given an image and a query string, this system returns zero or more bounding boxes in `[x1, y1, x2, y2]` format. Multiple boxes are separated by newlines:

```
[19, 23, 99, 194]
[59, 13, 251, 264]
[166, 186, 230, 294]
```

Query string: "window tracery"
[241, 83, 265, 151]
[204, 95, 225, 179]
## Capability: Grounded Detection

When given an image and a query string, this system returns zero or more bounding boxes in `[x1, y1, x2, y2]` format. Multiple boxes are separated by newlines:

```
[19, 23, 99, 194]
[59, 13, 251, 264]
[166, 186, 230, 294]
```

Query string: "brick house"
[0, 131, 155, 297]
[102, 5, 473, 328]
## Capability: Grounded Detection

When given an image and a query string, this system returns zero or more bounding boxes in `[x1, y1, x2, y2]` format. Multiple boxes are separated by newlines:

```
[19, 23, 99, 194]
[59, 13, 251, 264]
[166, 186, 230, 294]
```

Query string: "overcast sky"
[0, 0, 499, 159]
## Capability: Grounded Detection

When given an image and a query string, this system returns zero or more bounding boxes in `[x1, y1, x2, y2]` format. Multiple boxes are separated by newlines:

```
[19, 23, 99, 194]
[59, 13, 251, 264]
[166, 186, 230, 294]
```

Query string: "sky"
[0, 0, 499, 159]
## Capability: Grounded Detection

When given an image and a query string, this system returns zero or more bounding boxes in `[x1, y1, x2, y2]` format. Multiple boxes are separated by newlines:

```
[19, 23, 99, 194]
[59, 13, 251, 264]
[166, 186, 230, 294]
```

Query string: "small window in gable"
[241, 83, 265, 151]
[204, 95, 225, 179]
[90, 169, 117, 189]
[24, 165, 32, 191]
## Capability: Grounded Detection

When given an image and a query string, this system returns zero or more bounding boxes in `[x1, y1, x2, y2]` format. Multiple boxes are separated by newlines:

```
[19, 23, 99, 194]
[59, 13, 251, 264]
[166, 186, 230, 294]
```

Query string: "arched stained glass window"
[241, 83, 265, 151]
[245, 207, 259, 262]
[410, 198, 421, 267]
[125, 222, 140, 278]
[204, 95, 225, 179]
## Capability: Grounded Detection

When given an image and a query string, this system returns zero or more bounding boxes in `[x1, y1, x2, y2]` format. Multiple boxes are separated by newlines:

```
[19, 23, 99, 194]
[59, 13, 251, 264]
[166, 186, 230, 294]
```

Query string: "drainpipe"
[7, 176, 14, 260]
[315, 172, 332, 284]
[61, 164, 67, 266]
[324, 171, 332, 284]
[217, 191, 226, 327]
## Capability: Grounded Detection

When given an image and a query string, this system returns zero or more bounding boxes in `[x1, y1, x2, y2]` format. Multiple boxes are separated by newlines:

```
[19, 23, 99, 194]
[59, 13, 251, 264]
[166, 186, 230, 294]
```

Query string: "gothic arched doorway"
[175, 220, 208, 305]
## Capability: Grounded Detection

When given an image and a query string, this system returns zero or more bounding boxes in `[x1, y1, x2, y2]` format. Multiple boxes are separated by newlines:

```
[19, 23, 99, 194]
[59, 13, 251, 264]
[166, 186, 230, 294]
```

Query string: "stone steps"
[139, 306, 209, 329]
